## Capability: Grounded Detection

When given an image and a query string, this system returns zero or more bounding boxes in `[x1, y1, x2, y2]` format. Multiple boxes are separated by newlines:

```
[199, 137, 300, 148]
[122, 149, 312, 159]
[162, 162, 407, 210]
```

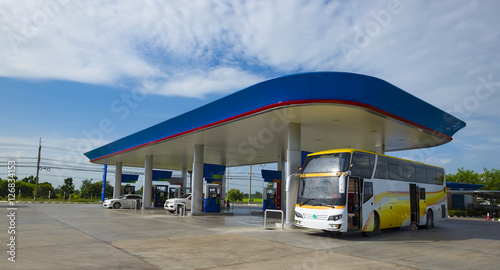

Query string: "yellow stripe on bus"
[300, 172, 338, 178]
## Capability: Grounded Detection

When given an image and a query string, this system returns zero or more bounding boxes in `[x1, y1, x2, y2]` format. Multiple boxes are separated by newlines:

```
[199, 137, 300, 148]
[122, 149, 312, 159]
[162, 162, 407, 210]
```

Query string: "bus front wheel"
[362, 213, 380, 237]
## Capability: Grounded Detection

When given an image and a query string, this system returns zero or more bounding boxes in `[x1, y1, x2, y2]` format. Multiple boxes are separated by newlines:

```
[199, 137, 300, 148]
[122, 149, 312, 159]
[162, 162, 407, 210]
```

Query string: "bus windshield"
[297, 176, 346, 207]
[302, 152, 350, 173]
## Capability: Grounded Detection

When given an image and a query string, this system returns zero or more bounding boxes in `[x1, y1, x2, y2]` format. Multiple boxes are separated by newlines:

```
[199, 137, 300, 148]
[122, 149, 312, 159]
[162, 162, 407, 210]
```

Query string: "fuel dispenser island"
[261, 169, 282, 212]
[263, 187, 277, 211]
[204, 184, 221, 212]
[202, 163, 226, 213]
[153, 185, 168, 207]
[121, 174, 139, 195]
[152, 170, 173, 207]
[123, 185, 135, 195]
[169, 186, 180, 199]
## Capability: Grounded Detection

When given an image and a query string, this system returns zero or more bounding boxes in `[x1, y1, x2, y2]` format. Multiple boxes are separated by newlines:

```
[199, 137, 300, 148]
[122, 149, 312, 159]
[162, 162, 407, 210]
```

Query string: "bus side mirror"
[339, 174, 346, 193]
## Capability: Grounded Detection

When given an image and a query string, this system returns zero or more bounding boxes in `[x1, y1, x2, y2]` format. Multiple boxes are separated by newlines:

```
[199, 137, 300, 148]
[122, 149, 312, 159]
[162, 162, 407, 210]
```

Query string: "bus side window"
[388, 160, 403, 181]
[416, 164, 427, 183]
[419, 188, 426, 200]
[363, 182, 373, 204]
[375, 156, 389, 179]
[402, 161, 416, 182]
[426, 168, 436, 184]
[351, 152, 375, 178]
[435, 168, 445, 185]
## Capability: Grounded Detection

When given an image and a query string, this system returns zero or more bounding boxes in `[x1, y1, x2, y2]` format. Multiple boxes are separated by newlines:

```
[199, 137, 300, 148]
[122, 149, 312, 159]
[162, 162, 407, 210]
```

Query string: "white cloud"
[0, 1, 154, 85]
[0, 0, 499, 110]
[424, 156, 452, 167]
[152, 67, 264, 98]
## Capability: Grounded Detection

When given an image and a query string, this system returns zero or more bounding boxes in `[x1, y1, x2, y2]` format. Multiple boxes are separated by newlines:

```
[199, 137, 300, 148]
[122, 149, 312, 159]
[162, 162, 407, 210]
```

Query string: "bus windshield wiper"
[313, 203, 332, 207]
[300, 199, 312, 206]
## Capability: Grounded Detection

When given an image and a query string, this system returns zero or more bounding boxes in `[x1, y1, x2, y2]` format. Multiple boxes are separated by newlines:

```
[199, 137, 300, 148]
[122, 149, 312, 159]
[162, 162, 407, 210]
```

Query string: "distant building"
[446, 182, 484, 209]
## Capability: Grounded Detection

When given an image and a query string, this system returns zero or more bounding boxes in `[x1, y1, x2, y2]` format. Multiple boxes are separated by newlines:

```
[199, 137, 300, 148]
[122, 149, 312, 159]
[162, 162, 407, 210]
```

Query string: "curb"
[14, 201, 101, 204]
[449, 215, 500, 221]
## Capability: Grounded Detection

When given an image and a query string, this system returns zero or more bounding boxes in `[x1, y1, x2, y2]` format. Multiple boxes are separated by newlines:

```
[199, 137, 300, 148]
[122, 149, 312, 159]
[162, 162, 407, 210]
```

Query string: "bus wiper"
[313, 203, 333, 207]
[300, 199, 312, 206]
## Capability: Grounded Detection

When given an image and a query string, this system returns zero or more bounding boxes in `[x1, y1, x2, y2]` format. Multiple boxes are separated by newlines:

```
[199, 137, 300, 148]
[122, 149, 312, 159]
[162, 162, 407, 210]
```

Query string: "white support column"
[181, 168, 188, 188]
[192, 145, 204, 214]
[142, 155, 153, 209]
[114, 162, 122, 198]
[285, 123, 301, 224]
[277, 154, 285, 211]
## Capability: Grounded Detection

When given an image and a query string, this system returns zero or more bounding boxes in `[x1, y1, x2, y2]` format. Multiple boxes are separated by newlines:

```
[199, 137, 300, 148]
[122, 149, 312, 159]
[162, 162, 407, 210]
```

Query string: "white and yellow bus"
[294, 149, 447, 236]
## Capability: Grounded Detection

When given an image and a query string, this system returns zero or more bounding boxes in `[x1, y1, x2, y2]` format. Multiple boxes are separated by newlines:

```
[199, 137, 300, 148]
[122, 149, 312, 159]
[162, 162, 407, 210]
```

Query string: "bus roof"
[306, 148, 445, 170]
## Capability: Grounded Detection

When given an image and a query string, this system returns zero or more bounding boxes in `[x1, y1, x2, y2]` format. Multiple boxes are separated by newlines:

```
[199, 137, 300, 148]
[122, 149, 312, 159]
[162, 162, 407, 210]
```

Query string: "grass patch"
[232, 198, 262, 204]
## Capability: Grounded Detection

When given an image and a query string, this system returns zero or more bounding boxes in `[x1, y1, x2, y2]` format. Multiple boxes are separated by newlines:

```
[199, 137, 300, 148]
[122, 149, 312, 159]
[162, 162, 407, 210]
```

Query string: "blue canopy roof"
[447, 182, 485, 190]
[85, 72, 466, 164]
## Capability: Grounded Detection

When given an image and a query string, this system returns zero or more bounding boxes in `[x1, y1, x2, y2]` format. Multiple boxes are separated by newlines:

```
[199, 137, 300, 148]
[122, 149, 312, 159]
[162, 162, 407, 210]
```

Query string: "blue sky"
[1, 0, 499, 192]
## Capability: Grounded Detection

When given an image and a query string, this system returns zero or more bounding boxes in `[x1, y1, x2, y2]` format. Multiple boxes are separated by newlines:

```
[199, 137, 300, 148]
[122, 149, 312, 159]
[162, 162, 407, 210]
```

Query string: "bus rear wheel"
[424, 210, 434, 229]
[362, 213, 380, 237]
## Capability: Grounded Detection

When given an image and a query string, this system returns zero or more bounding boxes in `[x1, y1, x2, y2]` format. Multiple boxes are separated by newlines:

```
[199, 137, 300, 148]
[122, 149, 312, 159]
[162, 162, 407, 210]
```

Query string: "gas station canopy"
[84, 72, 466, 169]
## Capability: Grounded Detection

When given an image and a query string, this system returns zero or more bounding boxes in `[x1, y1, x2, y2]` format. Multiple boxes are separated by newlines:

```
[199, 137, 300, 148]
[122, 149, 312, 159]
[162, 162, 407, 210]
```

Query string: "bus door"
[409, 184, 419, 227]
[347, 177, 361, 230]
[419, 187, 426, 225]
[361, 180, 375, 232]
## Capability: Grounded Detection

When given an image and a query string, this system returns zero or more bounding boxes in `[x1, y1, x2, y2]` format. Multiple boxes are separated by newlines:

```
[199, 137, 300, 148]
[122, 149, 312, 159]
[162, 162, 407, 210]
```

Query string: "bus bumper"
[295, 218, 345, 232]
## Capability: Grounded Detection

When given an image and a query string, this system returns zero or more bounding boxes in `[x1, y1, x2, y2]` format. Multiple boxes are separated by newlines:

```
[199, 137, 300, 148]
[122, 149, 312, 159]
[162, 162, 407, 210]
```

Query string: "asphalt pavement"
[1, 202, 499, 269]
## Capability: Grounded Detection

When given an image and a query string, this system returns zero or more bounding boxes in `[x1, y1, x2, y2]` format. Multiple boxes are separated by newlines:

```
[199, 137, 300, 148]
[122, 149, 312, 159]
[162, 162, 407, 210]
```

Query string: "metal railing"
[264, 209, 284, 230]
[130, 199, 141, 210]
[176, 203, 186, 216]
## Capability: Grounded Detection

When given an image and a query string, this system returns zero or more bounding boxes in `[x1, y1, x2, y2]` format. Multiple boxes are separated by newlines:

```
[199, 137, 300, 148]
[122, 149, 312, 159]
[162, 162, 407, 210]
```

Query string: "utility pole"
[33, 138, 41, 201]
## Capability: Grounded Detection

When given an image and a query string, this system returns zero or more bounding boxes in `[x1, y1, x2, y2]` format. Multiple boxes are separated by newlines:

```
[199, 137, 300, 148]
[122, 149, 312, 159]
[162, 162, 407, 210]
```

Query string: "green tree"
[90, 181, 114, 200]
[0, 179, 8, 198]
[0, 181, 7, 199]
[21, 175, 36, 184]
[480, 168, 500, 190]
[253, 191, 262, 199]
[16, 181, 35, 198]
[60, 177, 75, 197]
[106, 182, 114, 198]
[80, 179, 101, 199]
[446, 167, 480, 184]
[38, 182, 55, 198]
[228, 188, 244, 202]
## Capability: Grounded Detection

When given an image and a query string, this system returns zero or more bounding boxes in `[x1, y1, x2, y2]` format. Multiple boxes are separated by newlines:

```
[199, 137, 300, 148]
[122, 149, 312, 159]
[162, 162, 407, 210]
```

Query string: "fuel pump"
[153, 185, 168, 207]
[261, 169, 282, 211]
[123, 185, 135, 195]
[204, 184, 221, 212]
[263, 187, 277, 211]
[169, 186, 180, 199]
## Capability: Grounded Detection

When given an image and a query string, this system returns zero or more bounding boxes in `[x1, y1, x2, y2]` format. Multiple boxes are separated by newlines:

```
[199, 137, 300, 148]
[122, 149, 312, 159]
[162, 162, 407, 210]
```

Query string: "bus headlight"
[295, 211, 303, 218]
[328, 214, 342, 221]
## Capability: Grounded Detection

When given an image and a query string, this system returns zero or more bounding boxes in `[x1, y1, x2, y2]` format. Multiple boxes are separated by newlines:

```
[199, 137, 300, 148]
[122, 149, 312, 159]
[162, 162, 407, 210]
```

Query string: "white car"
[164, 193, 191, 213]
[103, 194, 142, 209]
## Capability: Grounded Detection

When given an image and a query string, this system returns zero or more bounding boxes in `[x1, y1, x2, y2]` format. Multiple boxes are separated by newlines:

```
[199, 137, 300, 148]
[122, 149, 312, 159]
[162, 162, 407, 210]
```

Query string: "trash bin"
[136, 199, 141, 209]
